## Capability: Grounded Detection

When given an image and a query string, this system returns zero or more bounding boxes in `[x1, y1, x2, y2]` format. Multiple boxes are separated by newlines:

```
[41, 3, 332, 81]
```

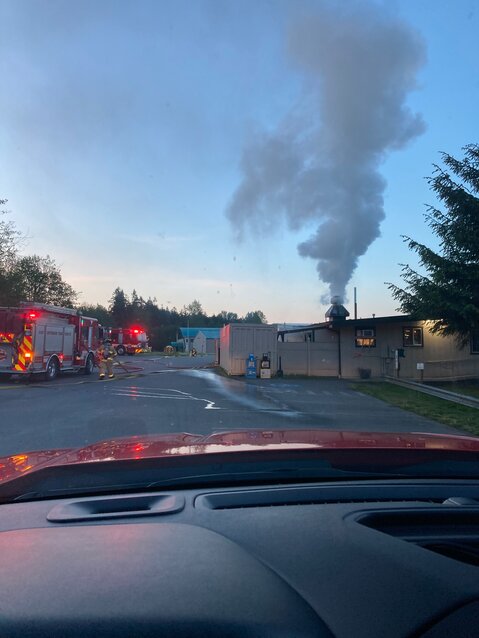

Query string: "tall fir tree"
[388, 144, 479, 347]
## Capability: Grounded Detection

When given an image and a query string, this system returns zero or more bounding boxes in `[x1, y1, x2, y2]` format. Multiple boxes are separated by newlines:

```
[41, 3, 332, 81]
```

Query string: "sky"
[1, 0, 478, 323]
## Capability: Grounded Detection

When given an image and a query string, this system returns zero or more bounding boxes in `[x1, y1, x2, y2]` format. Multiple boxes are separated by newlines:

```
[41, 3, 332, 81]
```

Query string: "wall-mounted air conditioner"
[357, 329, 375, 338]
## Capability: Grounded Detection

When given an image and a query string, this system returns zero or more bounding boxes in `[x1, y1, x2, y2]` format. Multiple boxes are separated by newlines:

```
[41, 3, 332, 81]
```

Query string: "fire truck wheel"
[84, 354, 95, 375]
[116, 346, 126, 356]
[45, 357, 59, 382]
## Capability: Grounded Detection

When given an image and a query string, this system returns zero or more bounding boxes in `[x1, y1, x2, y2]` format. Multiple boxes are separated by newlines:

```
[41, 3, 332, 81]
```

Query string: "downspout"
[337, 328, 342, 379]
[328, 324, 342, 379]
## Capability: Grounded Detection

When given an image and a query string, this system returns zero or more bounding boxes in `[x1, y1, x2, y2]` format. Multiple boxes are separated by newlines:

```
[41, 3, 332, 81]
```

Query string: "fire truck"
[104, 327, 150, 355]
[0, 303, 100, 380]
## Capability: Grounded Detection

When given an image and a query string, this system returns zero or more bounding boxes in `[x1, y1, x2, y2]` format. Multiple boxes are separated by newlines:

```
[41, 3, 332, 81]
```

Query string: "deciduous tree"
[0, 199, 23, 270]
[9, 255, 78, 307]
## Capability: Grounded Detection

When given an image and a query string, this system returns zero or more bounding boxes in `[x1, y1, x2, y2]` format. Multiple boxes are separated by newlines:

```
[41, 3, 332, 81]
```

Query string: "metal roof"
[277, 314, 419, 336]
[335, 315, 418, 328]
[179, 327, 220, 339]
[196, 328, 221, 339]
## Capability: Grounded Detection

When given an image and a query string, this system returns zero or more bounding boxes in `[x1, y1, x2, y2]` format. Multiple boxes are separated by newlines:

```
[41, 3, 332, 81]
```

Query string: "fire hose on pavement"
[94, 357, 144, 374]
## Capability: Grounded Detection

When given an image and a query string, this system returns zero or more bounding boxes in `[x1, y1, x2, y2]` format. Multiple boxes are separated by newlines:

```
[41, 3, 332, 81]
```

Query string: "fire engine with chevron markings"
[0, 303, 99, 381]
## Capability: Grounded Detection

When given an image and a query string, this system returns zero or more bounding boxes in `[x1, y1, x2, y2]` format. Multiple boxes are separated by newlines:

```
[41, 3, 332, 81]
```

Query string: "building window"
[471, 330, 479, 354]
[403, 327, 423, 347]
[355, 327, 376, 348]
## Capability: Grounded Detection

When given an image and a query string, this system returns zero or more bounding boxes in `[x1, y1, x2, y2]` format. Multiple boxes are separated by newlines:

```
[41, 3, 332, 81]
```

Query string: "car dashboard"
[1, 478, 479, 637]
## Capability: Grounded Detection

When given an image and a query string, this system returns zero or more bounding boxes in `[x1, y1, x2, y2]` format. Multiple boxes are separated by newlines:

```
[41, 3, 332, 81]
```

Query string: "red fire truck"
[0, 303, 99, 380]
[104, 327, 150, 355]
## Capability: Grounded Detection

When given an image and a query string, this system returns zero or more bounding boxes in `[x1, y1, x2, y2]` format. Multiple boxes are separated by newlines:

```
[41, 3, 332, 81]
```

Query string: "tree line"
[0, 203, 267, 349]
[2, 143, 479, 350]
[79, 292, 267, 350]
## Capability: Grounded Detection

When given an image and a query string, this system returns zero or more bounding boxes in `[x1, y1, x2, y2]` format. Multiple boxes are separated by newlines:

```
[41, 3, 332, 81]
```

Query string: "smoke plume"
[226, 1, 426, 302]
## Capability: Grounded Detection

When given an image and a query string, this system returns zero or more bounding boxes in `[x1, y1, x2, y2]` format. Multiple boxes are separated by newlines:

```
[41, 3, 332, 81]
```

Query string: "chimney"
[325, 296, 350, 322]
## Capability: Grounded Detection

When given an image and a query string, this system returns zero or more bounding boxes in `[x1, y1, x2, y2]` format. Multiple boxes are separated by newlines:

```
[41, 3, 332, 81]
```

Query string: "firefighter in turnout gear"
[97, 339, 117, 379]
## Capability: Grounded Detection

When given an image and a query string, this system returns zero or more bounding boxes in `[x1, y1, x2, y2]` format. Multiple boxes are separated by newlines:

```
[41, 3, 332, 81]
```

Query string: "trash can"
[358, 368, 371, 379]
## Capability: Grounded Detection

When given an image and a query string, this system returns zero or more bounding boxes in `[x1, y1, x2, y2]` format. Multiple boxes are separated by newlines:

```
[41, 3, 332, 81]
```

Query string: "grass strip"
[427, 381, 479, 400]
[350, 381, 479, 437]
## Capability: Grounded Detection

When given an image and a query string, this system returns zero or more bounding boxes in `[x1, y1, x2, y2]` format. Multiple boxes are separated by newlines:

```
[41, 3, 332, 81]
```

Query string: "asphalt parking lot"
[0, 355, 466, 457]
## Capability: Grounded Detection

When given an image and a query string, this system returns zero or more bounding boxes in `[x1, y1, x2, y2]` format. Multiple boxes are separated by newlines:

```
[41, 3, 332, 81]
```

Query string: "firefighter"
[97, 338, 117, 380]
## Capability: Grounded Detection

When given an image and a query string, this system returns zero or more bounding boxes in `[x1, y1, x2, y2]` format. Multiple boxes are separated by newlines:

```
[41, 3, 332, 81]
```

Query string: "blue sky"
[1, 0, 478, 323]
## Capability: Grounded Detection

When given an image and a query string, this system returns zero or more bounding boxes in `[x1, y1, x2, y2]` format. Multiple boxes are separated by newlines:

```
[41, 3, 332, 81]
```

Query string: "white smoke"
[226, 1, 426, 302]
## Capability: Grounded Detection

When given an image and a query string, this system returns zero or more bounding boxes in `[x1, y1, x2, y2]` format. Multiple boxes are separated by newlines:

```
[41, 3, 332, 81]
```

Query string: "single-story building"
[219, 300, 479, 381]
[178, 327, 220, 354]
[219, 324, 278, 376]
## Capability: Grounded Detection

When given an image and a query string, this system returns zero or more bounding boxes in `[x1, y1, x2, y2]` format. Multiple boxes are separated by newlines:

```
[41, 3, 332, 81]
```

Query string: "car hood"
[2, 429, 479, 485]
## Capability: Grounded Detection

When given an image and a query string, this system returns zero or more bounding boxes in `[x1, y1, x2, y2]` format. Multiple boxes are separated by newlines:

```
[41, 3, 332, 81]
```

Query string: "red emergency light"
[26, 312, 39, 320]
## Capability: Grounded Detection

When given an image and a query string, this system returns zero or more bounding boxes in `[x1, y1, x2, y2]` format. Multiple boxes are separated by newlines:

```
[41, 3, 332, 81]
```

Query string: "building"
[219, 300, 479, 381]
[178, 327, 220, 354]
[219, 324, 278, 376]
[193, 328, 220, 354]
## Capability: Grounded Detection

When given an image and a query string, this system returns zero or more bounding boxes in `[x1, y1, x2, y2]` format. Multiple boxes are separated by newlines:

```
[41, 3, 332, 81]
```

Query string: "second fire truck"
[103, 327, 150, 355]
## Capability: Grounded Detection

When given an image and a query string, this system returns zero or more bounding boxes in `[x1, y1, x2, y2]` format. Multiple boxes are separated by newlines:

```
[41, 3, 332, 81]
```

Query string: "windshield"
[1, 0, 479, 498]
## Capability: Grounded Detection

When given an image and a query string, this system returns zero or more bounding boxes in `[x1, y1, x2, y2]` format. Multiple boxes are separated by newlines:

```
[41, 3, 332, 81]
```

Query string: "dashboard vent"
[420, 542, 479, 567]
[356, 509, 479, 567]
[47, 493, 185, 522]
[201, 497, 441, 510]
[196, 486, 447, 510]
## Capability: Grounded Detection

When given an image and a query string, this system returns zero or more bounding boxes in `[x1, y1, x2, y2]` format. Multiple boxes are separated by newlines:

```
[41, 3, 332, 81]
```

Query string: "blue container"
[245, 353, 257, 379]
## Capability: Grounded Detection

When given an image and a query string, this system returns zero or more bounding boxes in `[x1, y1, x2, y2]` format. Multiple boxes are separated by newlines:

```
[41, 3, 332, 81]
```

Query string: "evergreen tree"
[388, 144, 479, 346]
[109, 288, 131, 326]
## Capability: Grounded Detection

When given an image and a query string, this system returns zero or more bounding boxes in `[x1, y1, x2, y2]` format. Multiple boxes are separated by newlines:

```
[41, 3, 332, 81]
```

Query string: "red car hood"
[2, 429, 479, 485]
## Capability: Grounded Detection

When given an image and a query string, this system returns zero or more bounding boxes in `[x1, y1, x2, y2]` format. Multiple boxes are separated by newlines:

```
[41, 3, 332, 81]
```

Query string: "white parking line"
[111, 386, 220, 410]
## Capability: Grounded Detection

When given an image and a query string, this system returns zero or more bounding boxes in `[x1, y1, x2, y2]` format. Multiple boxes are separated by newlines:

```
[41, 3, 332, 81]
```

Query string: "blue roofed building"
[178, 327, 220, 354]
